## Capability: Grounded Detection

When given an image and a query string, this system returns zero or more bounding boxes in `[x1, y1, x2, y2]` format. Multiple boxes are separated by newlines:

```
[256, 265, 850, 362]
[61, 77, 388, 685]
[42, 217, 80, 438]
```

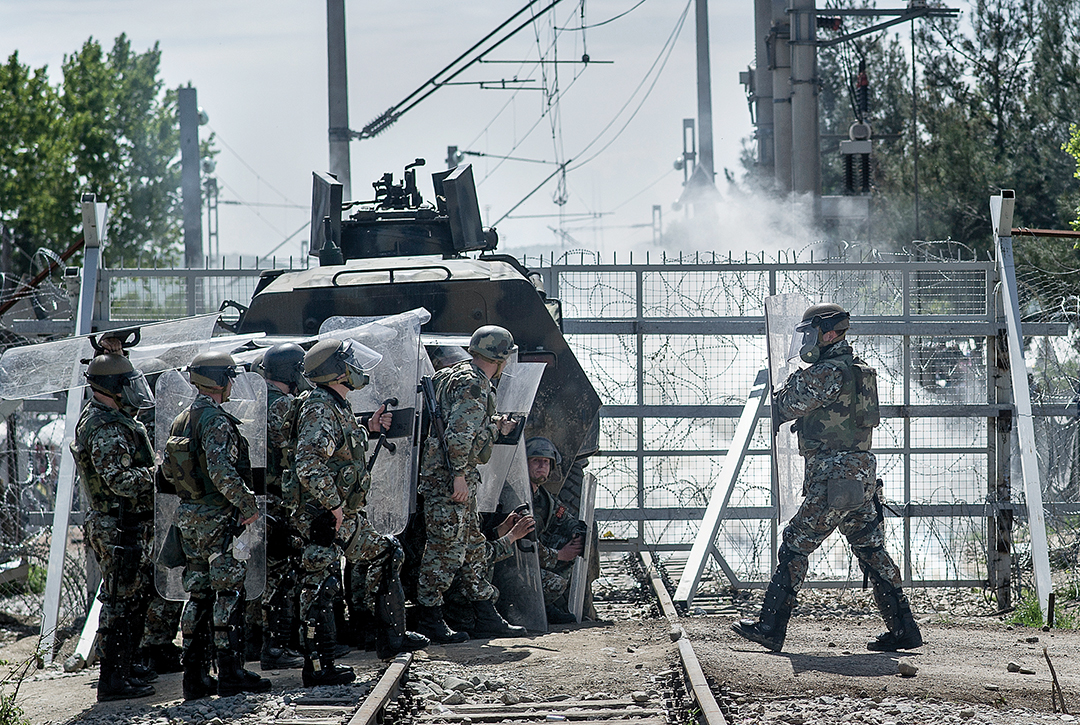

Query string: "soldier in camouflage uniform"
[70, 352, 158, 701]
[732, 303, 923, 653]
[257, 344, 307, 670]
[129, 357, 185, 675]
[166, 351, 271, 699]
[526, 437, 585, 625]
[414, 325, 528, 642]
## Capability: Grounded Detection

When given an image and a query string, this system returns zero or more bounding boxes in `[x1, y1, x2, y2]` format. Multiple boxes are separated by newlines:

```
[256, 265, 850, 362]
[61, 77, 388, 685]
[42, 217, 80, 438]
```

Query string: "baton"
[367, 397, 398, 471]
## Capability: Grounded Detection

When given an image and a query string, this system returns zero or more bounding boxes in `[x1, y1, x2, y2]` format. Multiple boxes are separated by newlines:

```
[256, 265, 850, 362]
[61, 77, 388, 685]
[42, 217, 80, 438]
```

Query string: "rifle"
[420, 375, 455, 479]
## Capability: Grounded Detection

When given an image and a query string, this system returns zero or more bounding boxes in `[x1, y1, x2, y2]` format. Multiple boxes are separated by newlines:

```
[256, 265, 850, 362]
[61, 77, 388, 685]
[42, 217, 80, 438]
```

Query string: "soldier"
[166, 351, 271, 699]
[294, 338, 428, 685]
[257, 344, 306, 670]
[134, 357, 183, 675]
[732, 303, 923, 653]
[525, 437, 585, 625]
[414, 325, 527, 642]
[70, 352, 158, 701]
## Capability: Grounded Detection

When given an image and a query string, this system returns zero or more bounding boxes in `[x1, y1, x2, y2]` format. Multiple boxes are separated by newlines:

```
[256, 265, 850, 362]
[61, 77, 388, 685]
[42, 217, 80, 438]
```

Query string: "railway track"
[327, 552, 729, 725]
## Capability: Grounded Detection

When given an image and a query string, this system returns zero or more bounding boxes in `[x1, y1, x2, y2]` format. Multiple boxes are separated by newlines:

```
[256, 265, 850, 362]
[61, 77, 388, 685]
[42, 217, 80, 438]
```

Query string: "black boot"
[143, 643, 183, 674]
[470, 599, 527, 638]
[261, 593, 303, 670]
[546, 605, 577, 625]
[374, 579, 429, 660]
[867, 581, 923, 651]
[182, 600, 217, 701]
[97, 629, 154, 702]
[731, 564, 796, 652]
[217, 652, 272, 696]
[301, 575, 356, 687]
[414, 605, 469, 644]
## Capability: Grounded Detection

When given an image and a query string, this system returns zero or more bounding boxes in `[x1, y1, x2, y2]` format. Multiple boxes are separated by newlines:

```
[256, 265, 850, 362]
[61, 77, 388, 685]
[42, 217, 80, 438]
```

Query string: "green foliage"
[1065, 123, 1080, 231]
[25, 566, 45, 595]
[0, 657, 33, 725]
[1006, 592, 1045, 627]
[0, 33, 205, 285]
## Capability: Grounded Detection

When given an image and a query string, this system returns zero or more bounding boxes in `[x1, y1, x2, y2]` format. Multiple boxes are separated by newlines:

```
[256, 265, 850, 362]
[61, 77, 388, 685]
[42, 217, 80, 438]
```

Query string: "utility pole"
[771, 0, 792, 193]
[752, 0, 775, 177]
[178, 87, 203, 267]
[694, 0, 715, 181]
[327, 0, 352, 199]
[789, 0, 820, 197]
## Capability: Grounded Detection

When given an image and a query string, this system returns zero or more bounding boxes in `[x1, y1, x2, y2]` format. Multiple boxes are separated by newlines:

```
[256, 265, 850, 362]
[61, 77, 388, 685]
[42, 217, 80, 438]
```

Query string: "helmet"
[188, 351, 239, 391]
[133, 357, 169, 393]
[304, 338, 382, 390]
[86, 353, 155, 411]
[468, 325, 516, 363]
[790, 303, 851, 364]
[262, 343, 309, 392]
[525, 436, 562, 466]
[427, 344, 471, 371]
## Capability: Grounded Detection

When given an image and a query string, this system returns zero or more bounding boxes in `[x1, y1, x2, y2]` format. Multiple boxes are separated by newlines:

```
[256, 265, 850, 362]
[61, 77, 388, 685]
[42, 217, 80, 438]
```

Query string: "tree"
[1066, 124, 1080, 230]
[0, 33, 209, 296]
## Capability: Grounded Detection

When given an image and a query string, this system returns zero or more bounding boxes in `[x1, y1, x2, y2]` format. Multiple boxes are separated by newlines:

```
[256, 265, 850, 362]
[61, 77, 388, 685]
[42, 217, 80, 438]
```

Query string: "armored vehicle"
[236, 159, 601, 495]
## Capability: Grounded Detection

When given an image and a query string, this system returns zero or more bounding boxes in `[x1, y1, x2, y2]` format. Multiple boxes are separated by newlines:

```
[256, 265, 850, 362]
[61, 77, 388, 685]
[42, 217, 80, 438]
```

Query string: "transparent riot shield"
[0, 313, 219, 400]
[765, 294, 810, 526]
[567, 470, 597, 622]
[319, 309, 430, 535]
[476, 360, 547, 513]
[491, 440, 548, 633]
[153, 370, 267, 600]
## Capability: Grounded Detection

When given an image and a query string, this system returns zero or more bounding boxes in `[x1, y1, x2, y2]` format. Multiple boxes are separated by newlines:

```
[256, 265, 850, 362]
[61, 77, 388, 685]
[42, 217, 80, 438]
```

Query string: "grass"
[0, 660, 31, 725]
[1005, 591, 1080, 629]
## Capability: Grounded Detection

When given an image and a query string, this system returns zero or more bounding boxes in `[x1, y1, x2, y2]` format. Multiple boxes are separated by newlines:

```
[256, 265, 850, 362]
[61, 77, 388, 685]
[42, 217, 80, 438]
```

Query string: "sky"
[1, 0, 762, 262]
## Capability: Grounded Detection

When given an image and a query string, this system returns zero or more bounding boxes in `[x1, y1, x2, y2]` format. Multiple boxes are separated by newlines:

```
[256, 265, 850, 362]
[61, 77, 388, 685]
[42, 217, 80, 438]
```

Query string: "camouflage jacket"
[420, 360, 496, 480]
[532, 484, 581, 570]
[774, 340, 879, 457]
[266, 383, 297, 499]
[294, 385, 369, 514]
[70, 399, 155, 516]
[185, 394, 258, 520]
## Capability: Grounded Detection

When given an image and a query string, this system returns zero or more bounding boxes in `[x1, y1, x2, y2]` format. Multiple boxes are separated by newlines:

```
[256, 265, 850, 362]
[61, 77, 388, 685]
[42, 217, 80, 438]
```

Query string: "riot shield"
[764, 294, 810, 526]
[153, 370, 267, 600]
[0, 313, 219, 400]
[319, 309, 430, 535]
[476, 359, 547, 513]
[491, 440, 548, 633]
[566, 470, 597, 622]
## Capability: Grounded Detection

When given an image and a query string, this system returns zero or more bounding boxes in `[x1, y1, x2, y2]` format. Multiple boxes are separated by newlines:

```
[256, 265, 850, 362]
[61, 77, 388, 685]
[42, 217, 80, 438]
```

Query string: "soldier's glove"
[310, 507, 338, 548]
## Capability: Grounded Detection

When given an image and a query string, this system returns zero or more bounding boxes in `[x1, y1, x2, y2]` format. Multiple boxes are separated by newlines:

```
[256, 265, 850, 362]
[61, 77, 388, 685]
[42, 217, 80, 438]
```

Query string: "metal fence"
[3, 249, 1078, 620]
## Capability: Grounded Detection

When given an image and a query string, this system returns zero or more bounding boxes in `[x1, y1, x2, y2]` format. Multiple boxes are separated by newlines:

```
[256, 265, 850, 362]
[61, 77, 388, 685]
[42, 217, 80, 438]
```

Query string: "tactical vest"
[70, 401, 155, 515]
[432, 361, 497, 466]
[297, 387, 369, 513]
[796, 353, 880, 456]
[164, 399, 251, 505]
[266, 386, 291, 498]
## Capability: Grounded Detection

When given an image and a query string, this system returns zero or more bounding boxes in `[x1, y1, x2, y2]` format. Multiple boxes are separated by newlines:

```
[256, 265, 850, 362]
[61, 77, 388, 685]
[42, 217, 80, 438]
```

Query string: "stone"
[668, 626, 683, 642]
[959, 709, 975, 719]
[897, 660, 918, 677]
[1007, 662, 1021, 672]
[442, 691, 467, 706]
[983, 683, 1000, 691]
[1020, 667, 1036, 675]
[631, 691, 651, 703]
[443, 675, 473, 692]
[62, 653, 84, 673]
[500, 692, 520, 705]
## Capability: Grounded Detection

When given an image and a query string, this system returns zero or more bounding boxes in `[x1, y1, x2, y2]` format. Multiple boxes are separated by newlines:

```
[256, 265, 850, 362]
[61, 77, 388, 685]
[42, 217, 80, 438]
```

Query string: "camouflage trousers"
[263, 501, 300, 631]
[86, 511, 151, 637]
[177, 501, 247, 652]
[416, 483, 495, 608]
[142, 592, 183, 647]
[341, 512, 396, 613]
[541, 567, 571, 606]
[780, 452, 904, 597]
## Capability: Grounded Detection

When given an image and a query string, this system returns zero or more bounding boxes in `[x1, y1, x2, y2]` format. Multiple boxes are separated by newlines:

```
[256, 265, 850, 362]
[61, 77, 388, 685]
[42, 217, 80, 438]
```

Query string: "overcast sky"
[2, 0, 759, 261]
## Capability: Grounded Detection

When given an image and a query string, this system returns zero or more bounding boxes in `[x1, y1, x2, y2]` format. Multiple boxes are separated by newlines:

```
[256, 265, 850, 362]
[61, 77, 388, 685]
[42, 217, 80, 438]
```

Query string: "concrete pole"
[327, 0, 352, 200]
[771, 0, 792, 193]
[789, 0, 820, 196]
[694, 0, 714, 181]
[178, 87, 203, 267]
[754, 0, 775, 175]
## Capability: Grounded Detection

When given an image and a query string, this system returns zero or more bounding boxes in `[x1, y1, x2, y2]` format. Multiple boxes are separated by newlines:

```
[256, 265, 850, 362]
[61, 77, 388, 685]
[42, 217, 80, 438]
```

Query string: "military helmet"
[262, 343, 307, 391]
[133, 357, 170, 393]
[304, 338, 382, 389]
[468, 325, 517, 363]
[188, 350, 239, 391]
[86, 353, 155, 411]
[800, 303, 850, 335]
[525, 436, 562, 465]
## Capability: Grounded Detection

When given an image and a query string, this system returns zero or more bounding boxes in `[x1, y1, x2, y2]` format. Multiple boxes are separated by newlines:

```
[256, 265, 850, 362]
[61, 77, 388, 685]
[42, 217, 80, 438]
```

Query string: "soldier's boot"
[866, 579, 923, 652]
[261, 595, 303, 671]
[217, 600, 272, 696]
[414, 605, 469, 644]
[545, 605, 578, 625]
[97, 629, 155, 702]
[142, 643, 183, 674]
[301, 575, 355, 687]
[470, 599, 527, 638]
[126, 611, 158, 684]
[374, 574, 429, 660]
[731, 559, 797, 652]
[182, 599, 217, 701]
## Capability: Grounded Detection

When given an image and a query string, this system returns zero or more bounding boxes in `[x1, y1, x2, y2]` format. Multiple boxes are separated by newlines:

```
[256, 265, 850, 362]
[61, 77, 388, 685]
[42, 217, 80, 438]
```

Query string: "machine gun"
[420, 375, 454, 482]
